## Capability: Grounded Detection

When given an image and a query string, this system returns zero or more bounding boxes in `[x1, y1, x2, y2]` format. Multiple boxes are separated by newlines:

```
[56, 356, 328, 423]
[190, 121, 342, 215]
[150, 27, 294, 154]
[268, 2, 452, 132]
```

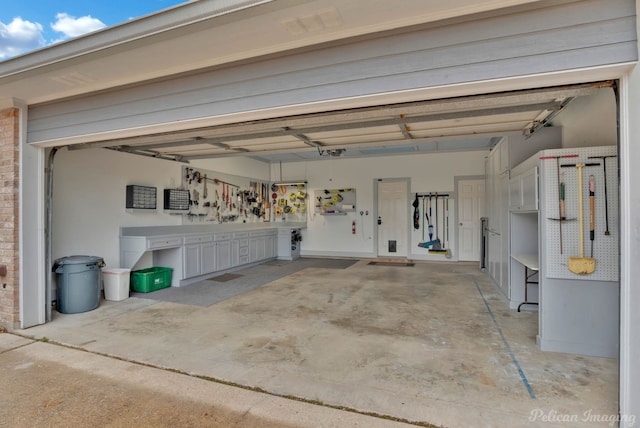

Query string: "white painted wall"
[271, 151, 487, 259]
[52, 148, 182, 269]
[48, 149, 272, 298]
[51, 149, 271, 272]
[553, 87, 618, 148]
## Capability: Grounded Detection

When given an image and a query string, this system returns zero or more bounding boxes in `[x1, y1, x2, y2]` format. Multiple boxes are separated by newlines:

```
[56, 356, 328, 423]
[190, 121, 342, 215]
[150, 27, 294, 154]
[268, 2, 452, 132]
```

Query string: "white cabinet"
[121, 227, 293, 285]
[488, 230, 501, 286]
[183, 244, 201, 278]
[148, 236, 183, 250]
[249, 230, 277, 263]
[201, 241, 216, 274]
[509, 167, 538, 212]
[265, 234, 276, 259]
[216, 239, 232, 271]
[250, 236, 266, 262]
[498, 139, 510, 174]
[182, 234, 215, 279]
[231, 232, 249, 267]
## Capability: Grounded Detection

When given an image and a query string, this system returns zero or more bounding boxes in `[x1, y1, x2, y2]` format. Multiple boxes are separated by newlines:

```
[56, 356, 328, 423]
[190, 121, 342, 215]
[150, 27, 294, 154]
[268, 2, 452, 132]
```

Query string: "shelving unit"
[508, 145, 619, 358]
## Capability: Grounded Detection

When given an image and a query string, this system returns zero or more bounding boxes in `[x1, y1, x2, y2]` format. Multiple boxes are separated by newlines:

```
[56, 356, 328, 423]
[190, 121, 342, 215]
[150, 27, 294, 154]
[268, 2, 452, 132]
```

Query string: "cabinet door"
[509, 175, 522, 211]
[257, 237, 266, 261]
[488, 231, 501, 286]
[485, 158, 494, 223]
[265, 235, 275, 259]
[216, 240, 232, 271]
[520, 167, 539, 211]
[201, 242, 217, 275]
[183, 244, 201, 278]
[231, 240, 240, 267]
[250, 237, 266, 262]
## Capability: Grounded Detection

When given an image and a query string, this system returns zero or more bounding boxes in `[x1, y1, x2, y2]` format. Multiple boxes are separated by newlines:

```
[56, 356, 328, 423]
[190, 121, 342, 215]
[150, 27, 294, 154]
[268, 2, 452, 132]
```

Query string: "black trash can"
[52, 255, 105, 314]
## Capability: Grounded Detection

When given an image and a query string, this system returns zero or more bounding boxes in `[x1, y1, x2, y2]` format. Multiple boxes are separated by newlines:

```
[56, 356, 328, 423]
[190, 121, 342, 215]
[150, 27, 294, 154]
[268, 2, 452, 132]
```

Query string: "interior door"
[377, 179, 409, 258]
[457, 179, 486, 261]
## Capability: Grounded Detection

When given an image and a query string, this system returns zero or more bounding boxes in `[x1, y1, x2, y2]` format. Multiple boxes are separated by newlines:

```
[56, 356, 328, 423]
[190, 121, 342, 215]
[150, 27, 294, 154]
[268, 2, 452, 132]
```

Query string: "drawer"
[233, 232, 248, 239]
[249, 230, 268, 237]
[239, 247, 249, 256]
[183, 234, 213, 244]
[239, 255, 250, 265]
[238, 239, 249, 248]
[147, 236, 182, 249]
[214, 233, 232, 241]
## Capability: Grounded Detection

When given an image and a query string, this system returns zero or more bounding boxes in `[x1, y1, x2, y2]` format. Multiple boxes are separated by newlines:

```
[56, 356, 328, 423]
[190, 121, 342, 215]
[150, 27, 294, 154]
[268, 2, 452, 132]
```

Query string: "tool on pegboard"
[589, 175, 596, 257]
[588, 155, 617, 236]
[540, 153, 578, 254]
[562, 163, 598, 275]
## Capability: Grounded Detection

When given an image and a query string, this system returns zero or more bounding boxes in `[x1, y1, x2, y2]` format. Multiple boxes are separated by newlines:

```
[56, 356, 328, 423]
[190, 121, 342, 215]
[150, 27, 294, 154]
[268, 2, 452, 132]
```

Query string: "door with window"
[377, 179, 409, 258]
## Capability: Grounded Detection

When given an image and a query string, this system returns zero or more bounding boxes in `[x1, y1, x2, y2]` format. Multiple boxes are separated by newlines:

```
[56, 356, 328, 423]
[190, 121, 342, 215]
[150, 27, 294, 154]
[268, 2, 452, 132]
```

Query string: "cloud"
[0, 17, 46, 59]
[51, 13, 106, 38]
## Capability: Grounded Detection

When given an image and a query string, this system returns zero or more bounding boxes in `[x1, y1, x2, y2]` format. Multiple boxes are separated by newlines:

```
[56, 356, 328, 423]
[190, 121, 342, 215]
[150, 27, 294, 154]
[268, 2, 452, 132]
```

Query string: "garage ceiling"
[72, 82, 609, 163]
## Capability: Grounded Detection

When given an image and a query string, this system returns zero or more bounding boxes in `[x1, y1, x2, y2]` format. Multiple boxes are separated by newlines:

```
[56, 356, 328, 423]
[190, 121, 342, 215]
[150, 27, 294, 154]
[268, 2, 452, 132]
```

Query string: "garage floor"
[19, 260, 618, 427]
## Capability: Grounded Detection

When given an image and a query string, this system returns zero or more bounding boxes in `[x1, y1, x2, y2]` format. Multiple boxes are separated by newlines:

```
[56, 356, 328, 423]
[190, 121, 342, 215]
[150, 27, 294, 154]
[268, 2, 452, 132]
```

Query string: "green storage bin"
[130, 267, 173, 293]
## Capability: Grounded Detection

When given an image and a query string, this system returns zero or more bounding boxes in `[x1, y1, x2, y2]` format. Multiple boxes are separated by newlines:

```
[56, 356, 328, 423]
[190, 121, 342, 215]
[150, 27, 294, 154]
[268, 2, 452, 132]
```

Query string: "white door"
[377, 179, 409, 257]
[457, 179, 485, 261]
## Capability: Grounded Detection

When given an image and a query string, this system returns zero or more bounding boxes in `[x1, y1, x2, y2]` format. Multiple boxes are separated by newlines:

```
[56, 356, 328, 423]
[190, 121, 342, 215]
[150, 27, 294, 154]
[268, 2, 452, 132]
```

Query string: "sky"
[0, 0, 189, 60]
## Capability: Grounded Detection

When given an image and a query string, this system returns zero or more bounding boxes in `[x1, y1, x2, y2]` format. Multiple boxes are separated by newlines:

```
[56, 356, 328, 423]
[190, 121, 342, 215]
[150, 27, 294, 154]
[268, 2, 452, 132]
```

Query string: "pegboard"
[181, 166, 273, 223]
[541, 146, 618, 281]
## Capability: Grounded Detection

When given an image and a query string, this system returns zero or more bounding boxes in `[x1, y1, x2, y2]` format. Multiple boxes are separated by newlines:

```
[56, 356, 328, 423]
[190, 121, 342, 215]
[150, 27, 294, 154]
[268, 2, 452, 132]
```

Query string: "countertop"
[120, 222, 306, 237]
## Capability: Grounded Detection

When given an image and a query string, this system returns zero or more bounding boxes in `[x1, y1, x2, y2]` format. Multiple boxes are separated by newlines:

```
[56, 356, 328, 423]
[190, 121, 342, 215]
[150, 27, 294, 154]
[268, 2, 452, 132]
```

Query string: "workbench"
[511, 253, 539, 312]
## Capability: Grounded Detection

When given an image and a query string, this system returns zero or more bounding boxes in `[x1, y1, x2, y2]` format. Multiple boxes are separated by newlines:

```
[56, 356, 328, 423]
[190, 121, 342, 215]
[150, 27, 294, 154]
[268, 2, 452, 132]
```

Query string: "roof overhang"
[0, 0, 546, 105]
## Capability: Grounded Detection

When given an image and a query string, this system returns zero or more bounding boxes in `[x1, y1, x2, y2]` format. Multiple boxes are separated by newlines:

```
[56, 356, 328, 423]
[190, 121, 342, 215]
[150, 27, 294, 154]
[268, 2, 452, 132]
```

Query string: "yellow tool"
[568, 163, 595, 275]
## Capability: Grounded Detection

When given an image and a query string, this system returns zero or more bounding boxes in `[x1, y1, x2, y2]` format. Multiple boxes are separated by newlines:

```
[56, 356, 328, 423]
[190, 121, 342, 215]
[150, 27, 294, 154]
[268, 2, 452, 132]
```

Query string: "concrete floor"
[16, 260, 618, 427]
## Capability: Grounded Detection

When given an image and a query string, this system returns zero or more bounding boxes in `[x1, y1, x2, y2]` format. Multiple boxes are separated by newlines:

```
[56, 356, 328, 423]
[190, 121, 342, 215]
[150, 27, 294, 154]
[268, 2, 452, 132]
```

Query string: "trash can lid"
[54, 255, 104, 266]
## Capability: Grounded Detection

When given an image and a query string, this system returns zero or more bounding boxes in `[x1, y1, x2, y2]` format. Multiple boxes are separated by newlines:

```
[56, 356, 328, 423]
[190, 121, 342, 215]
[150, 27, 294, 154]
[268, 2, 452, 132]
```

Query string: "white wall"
[52, 148, 183, 269]
[553, 87, 617, 148]
[51, 149, 271, 271]
[272, 151, 487, 259]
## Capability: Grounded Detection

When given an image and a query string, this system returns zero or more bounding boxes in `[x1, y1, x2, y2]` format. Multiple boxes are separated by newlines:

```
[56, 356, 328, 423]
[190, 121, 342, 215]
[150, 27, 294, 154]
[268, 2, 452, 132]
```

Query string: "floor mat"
[368, 261, 415, 266]
[132, 258, 359, 307]
[209, 273, 243, 282]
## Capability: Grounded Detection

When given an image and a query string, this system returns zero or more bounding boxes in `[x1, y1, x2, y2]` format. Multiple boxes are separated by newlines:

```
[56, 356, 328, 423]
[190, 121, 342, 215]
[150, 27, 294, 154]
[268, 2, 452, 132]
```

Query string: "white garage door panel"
[27, 0, 637, 144]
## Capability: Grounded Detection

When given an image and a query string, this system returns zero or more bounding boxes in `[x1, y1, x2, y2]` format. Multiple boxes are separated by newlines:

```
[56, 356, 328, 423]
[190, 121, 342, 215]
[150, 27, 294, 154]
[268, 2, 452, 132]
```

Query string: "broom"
[568, 164, 595, 275]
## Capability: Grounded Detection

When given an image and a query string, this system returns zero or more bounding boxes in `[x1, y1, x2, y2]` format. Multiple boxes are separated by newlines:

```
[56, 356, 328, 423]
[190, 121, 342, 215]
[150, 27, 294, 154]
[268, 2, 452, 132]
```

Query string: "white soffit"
[0, 0, 543, 104]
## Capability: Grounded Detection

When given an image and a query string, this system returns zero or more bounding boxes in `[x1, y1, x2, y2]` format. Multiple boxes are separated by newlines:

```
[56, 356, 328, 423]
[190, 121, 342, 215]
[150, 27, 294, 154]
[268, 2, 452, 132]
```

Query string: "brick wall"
[0, 108, 20, 328]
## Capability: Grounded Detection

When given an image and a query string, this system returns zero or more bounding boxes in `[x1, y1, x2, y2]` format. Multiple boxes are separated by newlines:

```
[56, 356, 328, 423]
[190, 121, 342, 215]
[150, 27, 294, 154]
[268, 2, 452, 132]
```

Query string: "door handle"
[377, 216, 382, 225]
